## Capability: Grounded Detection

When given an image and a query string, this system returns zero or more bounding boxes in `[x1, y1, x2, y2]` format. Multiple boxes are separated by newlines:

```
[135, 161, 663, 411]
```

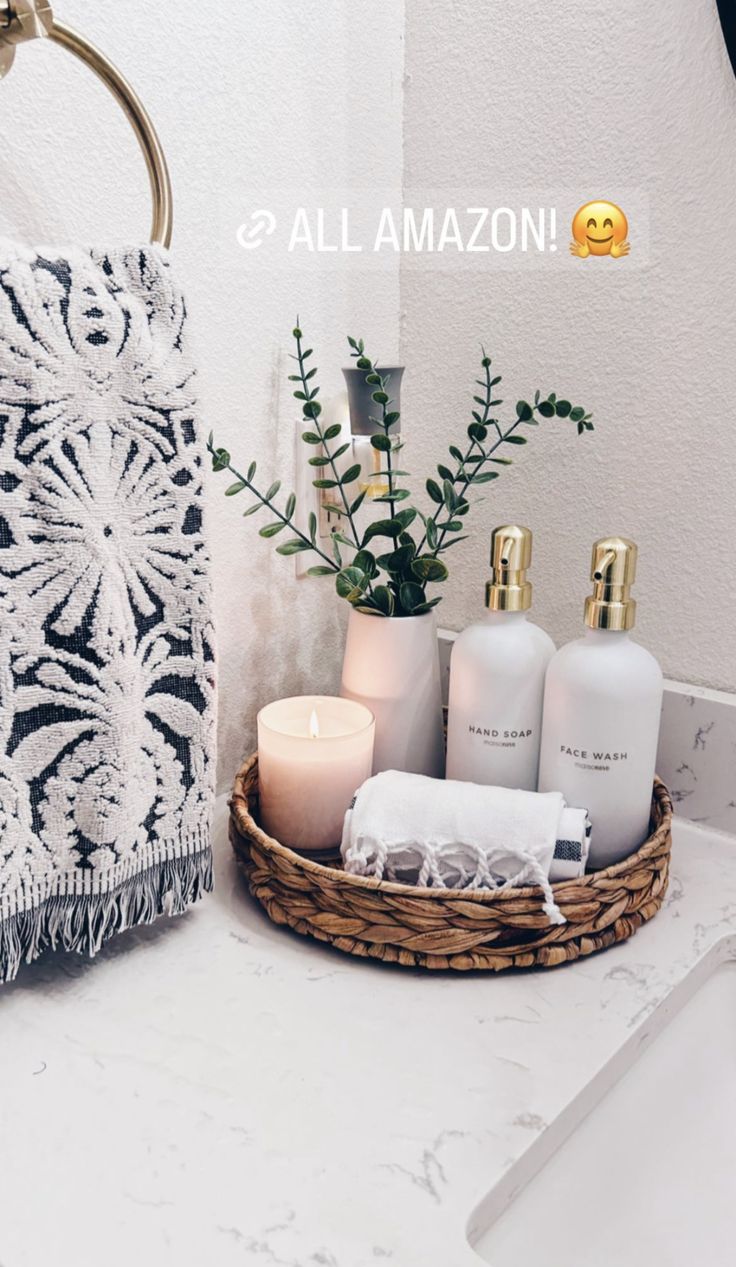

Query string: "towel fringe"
[0, 849, 213, 985]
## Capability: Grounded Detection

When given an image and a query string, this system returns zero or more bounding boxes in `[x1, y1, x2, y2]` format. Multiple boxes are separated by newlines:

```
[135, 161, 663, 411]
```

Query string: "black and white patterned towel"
[0, 241, 216, 982]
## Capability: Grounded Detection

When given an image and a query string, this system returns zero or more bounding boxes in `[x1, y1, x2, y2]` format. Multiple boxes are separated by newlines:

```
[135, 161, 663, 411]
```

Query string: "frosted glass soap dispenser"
[446, 525, 555, 790]
[538, 537, 663, 867]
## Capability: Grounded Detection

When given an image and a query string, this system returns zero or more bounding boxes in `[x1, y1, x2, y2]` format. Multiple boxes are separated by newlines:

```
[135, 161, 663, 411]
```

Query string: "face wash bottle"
[538, 537, 663, 867]
[446, 525, 555, 790]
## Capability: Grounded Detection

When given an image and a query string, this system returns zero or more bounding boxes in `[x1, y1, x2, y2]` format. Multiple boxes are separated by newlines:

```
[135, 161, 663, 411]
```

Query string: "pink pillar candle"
[257, 696, 375, 850]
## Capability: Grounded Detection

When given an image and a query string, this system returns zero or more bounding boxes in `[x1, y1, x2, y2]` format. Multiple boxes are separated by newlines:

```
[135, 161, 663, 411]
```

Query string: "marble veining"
[656, 681, 736, 835]
[0, 798, 735, 1266]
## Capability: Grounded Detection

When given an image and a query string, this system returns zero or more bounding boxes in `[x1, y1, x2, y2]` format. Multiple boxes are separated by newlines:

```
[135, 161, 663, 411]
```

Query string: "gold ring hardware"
[0, 1, 173, 247]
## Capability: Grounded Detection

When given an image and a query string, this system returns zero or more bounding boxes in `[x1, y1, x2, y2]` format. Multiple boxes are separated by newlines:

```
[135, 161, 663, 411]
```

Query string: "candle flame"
[308, 708, 320, 739]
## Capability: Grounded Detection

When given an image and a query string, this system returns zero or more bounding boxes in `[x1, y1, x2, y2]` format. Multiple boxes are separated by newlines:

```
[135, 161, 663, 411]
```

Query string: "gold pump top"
[486, 524, 533, 612]
[584, 536, 638, 631]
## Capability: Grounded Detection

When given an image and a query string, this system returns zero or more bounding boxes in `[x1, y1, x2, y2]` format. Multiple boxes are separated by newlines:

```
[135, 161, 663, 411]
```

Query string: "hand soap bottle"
[446, 525, 555, 790]
[538, 537, 663, 867]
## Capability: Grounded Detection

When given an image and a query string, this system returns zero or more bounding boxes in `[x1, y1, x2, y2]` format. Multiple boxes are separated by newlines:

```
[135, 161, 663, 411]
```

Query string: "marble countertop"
[1, 797, 735, 1267]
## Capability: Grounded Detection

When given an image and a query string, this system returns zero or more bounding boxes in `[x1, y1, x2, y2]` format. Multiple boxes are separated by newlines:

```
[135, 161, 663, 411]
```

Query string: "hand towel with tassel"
[0, 241, 216, 983]
[342, 771, 592, 925]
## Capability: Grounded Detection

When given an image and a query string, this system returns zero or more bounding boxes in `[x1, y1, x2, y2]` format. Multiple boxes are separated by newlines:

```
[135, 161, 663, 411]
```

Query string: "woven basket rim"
[229, 752, 673, 902]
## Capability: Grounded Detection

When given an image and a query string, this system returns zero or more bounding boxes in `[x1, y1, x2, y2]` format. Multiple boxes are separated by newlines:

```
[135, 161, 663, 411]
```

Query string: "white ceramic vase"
[339, 609, 445, 777]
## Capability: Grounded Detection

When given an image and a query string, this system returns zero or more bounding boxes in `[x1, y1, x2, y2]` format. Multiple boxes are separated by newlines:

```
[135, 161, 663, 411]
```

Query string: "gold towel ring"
[0, 2, 173, 247]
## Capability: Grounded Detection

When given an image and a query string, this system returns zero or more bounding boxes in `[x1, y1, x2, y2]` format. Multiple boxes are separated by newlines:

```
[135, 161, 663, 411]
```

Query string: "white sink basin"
[474, 949, 736, 1267]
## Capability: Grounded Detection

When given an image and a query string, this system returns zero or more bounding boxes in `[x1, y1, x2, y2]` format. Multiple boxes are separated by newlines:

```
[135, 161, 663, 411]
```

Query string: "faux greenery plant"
[208, 323, 593, 617]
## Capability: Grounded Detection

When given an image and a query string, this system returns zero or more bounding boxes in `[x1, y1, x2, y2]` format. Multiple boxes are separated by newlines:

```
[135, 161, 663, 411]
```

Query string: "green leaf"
[303, 400, 322, 419]
[362, 518, 401, 545]
[426, 519, 438, 550]
[426, 478, 443, 504]
[491, 457, 513, 465]
[276, 539, 312, 555]
[336, 566, 369, 601]
[243, 503, 261, 517]
[536, 401, 555, 418]
[350, 491, 367, 515]
[365, 372, 381, 385]
[504, 434, 527, 445]
[312, 478, 338, 489]
[332, 443, 350, 461]
[306, 565, 336, 577]
[395, 507, 418, 531]
[356, 357, 371, 370]
[323, 423, 342, 440]
[373, 489, 410, 502]
[225, 480, 246, 496]
[371, 433, 392, 452]
[443, 479, 458, 510]
[259, 522, 285, 538]
[398, 581, 426, 613]
[437, 535, 468, 551]
[516, 401, 533, 422]
[472, 470, 500, 484]
[411, 556, 449, 582]
[308, 455, 331, 467]
[555, 399, 572, 417]
[308, 512, 317, 543]
[437, 464, 454, 482]
[373, 585, 395, 617]
[285, 493, 296, 518]
[302, 431, 322, 445]
[353, 549, 377, 577]
[211, 448, 230, 472]
[442, 519, 463, 532]
[247, 461, 257, 481]
[410, 597, 443, 615]
[341, 464, 362, 484]
[384, 411, 400, 427]
[570, 406, 585, 422]
[265, 481, 281, 500]
[468, 423, 488, 442]
[379, 544, 416, 573]
[371, 391, 389, 405]
[449, 446, 464, 463]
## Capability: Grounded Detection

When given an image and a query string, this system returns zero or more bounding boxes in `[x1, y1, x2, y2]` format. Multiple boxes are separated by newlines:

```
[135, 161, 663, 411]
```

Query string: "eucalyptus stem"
[292, 327, 364, 553]
[206, 440, 338, 572]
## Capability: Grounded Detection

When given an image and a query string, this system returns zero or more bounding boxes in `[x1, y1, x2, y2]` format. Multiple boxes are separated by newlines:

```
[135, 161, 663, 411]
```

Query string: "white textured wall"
[0, 0, 405, 790]
[400, 0, 736, 691]
[3, 0, 734, 800]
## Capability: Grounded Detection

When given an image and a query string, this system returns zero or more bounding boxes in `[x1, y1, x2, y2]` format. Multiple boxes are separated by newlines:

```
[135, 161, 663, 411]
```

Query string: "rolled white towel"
[341, 771, 590, 926]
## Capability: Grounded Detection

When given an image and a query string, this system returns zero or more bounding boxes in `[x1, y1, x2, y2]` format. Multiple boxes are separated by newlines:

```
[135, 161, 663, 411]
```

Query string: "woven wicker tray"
[229, 754, 673, 971]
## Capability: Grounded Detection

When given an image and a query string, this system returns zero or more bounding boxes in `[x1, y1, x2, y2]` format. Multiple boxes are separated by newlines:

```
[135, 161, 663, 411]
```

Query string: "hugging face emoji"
[570, 201, 629, 258]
